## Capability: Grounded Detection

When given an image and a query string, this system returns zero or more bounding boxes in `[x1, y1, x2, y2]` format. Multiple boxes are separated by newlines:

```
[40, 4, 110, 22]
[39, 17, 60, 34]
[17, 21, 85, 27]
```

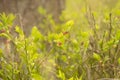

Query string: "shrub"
[0, 11, 120, 80]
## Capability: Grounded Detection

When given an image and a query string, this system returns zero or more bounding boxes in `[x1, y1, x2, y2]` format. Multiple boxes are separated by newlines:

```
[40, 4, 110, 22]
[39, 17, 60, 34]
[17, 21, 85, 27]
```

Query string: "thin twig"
[108, 13, 112, 59]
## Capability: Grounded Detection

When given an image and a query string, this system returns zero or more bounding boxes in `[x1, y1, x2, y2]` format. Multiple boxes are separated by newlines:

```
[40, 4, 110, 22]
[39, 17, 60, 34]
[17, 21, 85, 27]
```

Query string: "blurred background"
[0, 0, 120, 80]
[0, 0, 119, 35]
[0, 0, 65, 35]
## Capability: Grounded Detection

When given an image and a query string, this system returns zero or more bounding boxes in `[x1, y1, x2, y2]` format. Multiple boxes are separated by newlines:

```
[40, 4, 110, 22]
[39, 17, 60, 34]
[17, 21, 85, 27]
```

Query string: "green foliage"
[93, 53, 101, 61]
[0, 13, 15, 30]
[1, 1, 120, 79]
[57, 70, 66, 80]
[118, 58, 120, 65]
[38, 7, 47, 15]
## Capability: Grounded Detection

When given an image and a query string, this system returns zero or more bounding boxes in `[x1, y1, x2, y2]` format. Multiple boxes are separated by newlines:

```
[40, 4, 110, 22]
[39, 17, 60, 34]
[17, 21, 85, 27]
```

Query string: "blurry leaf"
[0, 13, 7, 23]
[92, 11, 98, 18]
[80, 32, 89, 38]
[38, 7, 47, 15]
[0, 22, 3, 29]
[118, 58, 120, 64]
[61, 55, 67, 62]
[93, 53, 101, 61]
[0, 13, 15, 29]
[116, 30, 120, 40]
[47, 33, 56, 42]
[72, 39, 78, 44]
[84, 40, 89, 49]
[66, 20, 74, 27]
[0, 49, 3, 57]
[95, 24, 100, 30]
[114, 9, 120, 16]
[31, 26, 43, 42]
[8, 14, 15, 22]
[0, 33, 11, 40]
[107, 39, 114, 46]
[69, 77, 74, 80]
[79, 74, 83, 80]
[32, 73, 42, 80]
[64, 20, 74, 31]
[30, 53, 39, 64]
[103, 13, 109, 23]
[103, 56, 109, 63]
[15, 26, 24, 39]
[54, 32, 63, 39]
[57, 70, 65, 80]
[15, 26, 24, 35]
[7, 13, 15, 26]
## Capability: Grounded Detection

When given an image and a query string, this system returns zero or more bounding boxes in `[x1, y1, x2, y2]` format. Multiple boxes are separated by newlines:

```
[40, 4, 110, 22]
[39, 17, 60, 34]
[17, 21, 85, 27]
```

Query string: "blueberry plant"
[0, 8, 120, 80]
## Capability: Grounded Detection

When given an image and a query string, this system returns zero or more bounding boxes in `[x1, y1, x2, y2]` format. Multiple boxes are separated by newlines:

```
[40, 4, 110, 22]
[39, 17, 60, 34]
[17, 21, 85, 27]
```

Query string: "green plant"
[1, 2, 120, 79]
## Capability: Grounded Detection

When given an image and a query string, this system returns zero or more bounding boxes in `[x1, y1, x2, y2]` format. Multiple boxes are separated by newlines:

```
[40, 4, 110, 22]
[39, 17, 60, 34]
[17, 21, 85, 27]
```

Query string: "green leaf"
[31, 26, 43, 42]
[107, 39, 114, 46]
[0, 49, 3, 57]
[0, 33, 11, 40]
[0, 13, 15, 29]
[38, 7, 47, 15]
[118, 58, 120, 64]
[7, 13, 15, 26]
[116, 30, 120, 40]
[15, 26, 24, 35]
[66, 20, 74, 27]
[64, 20, 74, 31]
[80, 31, 89, 38]
[57, 70, 65, 80]
[32, 73, 42, 80]
[15, 26, 24, 39]
[93, 53, 101, 61]
[114, 10, 120, 16]
[0, 22, 3, 30]
[79, 74, 83, 80]
[69, 77, 74, 80]
[95, 24, 100, 30]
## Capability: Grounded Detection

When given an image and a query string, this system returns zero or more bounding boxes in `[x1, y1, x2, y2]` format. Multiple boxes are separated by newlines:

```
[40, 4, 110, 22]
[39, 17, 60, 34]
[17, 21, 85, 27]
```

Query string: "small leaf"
[32, 73, 42, 80]
[38, 7, 47, 15]
[0, 33, 11, 40]
[15, 26, 24, 35]
[79, 74, 83, 80]
[114, 10, 120, 16]
[116, 30, 120, 40]
[66, 20, 74, 27]
[64, 20, 74, 31]
[57, 70, 65, 80]
[69, 77, 74, 80]
[95, 24, 100, 30]
[118, 58, 120, 64]
[93, 53, 101, 61]
[0, 49, 3, 57]
[31, 26, 43, 41]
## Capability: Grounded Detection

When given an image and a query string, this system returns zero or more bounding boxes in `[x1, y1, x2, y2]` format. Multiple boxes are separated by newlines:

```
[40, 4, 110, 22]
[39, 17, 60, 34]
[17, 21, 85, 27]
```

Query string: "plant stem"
[24, 39, 31, 79]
